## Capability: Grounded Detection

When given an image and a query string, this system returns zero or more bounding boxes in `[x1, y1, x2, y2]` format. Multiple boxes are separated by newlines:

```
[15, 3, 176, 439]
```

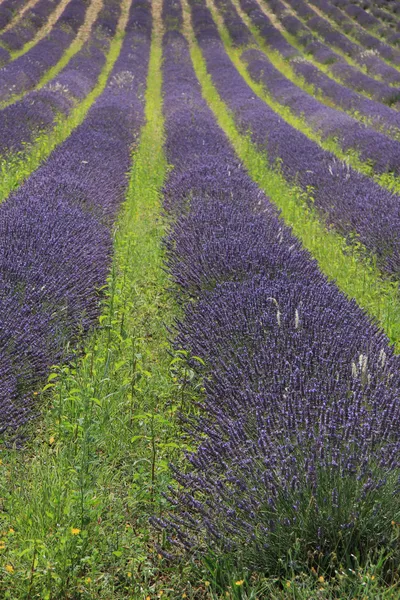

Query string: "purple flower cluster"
[157, 15, 400, 569]
[0, 0, 89, 104]
[0, 0, 151, 435]
[189, 0, 400, 282]
[0, 0, 122, 158]
[0, 0, 61, 52]
[214, 0, 400, 172]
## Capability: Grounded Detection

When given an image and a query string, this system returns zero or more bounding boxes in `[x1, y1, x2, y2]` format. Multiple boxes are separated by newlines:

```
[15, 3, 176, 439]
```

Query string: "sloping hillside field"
[2, 0, 400, 596]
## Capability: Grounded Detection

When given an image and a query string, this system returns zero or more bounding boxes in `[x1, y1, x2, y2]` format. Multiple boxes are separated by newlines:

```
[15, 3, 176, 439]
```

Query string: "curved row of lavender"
[283, 0, 400, 83]
[189, 0, 400, 282]
[214, 0, 400, 175]
[0, 0, 28, 33]
[156, 8, 400, 569]
[0, 0, 151, 435]
[306, 0, 400, 58]
[253, 0, 399, 104]
[0, 0, 122, 158]
[0, 0, 62, 53]
[242, 0, 400, 136]
[0, 0, 89, 104]
[320, 0, 400, 47]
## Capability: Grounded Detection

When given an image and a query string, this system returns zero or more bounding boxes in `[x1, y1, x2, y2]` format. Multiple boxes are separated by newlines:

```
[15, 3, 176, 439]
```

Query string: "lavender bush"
[155, 15, 400, 575]
[0, 0, 151, 435]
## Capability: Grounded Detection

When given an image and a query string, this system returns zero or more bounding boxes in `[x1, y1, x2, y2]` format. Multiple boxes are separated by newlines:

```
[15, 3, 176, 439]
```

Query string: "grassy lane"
[0, 4, 191, 597]
[179, 0, 400, 352]
[0, 0, 128, 205]
[207, 0, 400, 196]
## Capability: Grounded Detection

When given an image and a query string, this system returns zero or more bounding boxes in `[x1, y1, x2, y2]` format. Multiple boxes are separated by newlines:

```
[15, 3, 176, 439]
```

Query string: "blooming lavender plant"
[0, 0, 152, 435]
[284, 0, 400, 83]
[155, 13, 400, 574]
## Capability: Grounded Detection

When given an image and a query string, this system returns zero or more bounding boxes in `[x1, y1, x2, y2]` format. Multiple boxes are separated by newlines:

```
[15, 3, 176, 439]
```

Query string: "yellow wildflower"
[204, 581, 210, 587]
[8, 528, 14, 534]
[127, 572, 132, 578]
[182, 594, 187, 599]
[318, 576, 325, 583]
[71, 527, 80, 535]
[49, 436, 55, 445]
[286, 581, 291, 588]
[5, 564, 14, 574]
[371, 575, 375, 581]
[235, 580, 244, 586]
[85, 577, 92, 584]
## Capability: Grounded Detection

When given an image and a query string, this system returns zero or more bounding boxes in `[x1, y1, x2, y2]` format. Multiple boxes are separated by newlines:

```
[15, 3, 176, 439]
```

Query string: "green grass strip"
[207, 0, 400, 196]
[0, 0, 129, 205]
[180, 1, 400, 351]
[0, 6, 185, 597]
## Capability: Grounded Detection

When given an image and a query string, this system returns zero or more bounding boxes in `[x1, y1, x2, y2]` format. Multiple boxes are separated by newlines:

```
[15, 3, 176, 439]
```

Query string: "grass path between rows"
[0, 3, 193, 596]
[0, 0, 128, 206]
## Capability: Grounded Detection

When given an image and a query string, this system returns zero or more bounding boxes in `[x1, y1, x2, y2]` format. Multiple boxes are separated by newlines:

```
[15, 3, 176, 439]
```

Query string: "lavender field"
[1, 0, 400, 597]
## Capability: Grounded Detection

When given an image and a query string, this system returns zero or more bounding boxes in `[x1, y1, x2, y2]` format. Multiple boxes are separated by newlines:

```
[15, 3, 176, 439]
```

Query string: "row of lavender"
[283, 0, 400, 81]
[0, 0, 88, 103]
[156, 0, 400, 570]
[241, 0, 400, 140]
[241, 0, 400, 134]
[289, 0, 400, 64]
[215, 0, 400, 175]
[0, 0, 151, 435]
[0, 0, 121, 158]
[0, 0, 27, 33]
[312, 0, 400, 45]
[0, 0, 62, 56]
[261, 0, 400, 105]
[189, 0, 400, 284]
